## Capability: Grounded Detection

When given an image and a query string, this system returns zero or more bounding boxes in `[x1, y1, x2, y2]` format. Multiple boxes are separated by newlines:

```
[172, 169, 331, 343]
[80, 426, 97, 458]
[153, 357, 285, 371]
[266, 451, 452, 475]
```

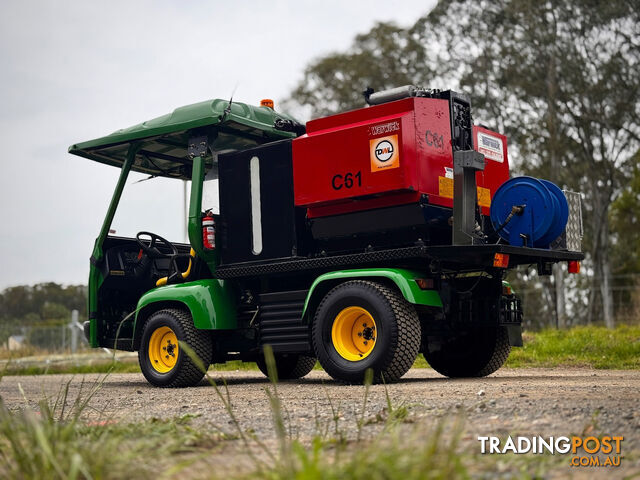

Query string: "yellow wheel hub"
[148, 326, 179, 373]
[331, 306, 377, 361]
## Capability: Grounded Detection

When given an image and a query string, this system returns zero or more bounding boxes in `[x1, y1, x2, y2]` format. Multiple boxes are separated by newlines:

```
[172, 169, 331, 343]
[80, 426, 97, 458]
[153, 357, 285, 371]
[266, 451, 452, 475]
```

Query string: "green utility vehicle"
[70, 88, 582, 387]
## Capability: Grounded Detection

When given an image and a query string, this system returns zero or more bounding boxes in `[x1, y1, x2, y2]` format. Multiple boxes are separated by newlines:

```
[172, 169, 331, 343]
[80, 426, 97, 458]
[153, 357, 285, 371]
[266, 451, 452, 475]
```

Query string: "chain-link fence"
[0, 313, 89, 358]
[510, 271, 640, 330]
[2, 274, 639, 356]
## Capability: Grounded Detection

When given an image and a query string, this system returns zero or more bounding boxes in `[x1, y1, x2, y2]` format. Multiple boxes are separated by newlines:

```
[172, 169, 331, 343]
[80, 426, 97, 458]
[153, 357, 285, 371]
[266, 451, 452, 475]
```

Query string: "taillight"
[493, 253, 510, 268]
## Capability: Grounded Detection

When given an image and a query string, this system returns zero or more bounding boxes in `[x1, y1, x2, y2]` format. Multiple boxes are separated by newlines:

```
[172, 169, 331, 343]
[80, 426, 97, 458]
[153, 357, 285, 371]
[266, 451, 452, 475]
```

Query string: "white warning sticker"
[444, 167, 453, 179]
[477, 131, 504, 162]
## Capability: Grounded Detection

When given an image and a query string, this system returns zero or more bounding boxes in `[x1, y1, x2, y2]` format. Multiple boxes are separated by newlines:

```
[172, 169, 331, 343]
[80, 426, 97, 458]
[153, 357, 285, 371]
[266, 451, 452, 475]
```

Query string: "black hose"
[495, 205, 525, 234]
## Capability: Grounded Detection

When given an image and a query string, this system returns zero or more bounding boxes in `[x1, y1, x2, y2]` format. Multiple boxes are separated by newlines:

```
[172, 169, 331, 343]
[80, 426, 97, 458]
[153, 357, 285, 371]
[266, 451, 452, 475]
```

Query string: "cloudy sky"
[0, 0, 435, 290]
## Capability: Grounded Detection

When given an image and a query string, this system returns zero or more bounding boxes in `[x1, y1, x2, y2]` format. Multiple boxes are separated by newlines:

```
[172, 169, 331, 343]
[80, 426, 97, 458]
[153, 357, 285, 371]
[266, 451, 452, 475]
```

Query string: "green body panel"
[68, 99, 299, 180]
[87, 264, 102, 348]
[134, 279, 236, 332]
[303, 268, 443, 319]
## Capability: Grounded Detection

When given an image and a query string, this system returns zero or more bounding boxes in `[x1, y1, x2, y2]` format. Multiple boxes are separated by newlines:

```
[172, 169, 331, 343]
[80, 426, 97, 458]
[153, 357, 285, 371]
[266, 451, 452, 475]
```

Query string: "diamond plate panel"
[563, 190, 583, 252]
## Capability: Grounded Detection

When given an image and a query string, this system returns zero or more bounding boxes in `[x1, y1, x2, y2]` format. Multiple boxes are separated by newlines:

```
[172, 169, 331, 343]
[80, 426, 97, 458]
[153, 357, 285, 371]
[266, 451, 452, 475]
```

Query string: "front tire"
[256, 353, 316, 380]
[138, 308, 213, 387]
[312, 281, 420, 384]
[424, 326, 511, 378]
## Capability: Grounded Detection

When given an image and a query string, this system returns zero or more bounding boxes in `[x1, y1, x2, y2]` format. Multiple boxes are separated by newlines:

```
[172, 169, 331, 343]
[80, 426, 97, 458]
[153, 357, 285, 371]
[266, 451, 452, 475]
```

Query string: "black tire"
[424, 326, 511, 378]
[312, 280, 420, 384]
[138, 308, 213, 387]
[256, 353, 316, 380]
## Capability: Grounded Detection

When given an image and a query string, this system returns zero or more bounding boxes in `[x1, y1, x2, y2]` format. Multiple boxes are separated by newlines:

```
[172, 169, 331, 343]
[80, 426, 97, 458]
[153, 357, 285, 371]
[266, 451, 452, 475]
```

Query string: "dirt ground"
[1, 367, 639, 478]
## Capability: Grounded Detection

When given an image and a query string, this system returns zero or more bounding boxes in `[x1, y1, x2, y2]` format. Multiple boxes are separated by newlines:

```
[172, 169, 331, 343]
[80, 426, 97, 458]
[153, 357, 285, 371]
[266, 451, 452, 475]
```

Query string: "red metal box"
[292, 98, 509, 218]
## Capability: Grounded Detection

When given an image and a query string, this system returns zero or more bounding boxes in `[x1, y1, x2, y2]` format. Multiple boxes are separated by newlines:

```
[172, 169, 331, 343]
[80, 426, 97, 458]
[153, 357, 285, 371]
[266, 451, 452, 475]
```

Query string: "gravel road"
[1, 368, 639, 477]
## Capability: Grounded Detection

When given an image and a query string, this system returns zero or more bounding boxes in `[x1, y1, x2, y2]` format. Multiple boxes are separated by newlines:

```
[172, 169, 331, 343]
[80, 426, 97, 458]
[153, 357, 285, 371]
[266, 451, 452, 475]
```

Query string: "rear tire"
[138, 308, 213, 387]
[256, 354, 316, 380]
[312, 280, 420, 384]
[424, 326, 510, 378]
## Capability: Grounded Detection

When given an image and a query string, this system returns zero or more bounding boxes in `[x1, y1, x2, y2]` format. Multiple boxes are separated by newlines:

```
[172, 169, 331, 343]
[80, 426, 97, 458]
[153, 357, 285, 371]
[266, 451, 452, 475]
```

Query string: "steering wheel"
[136, 231, 178, 258]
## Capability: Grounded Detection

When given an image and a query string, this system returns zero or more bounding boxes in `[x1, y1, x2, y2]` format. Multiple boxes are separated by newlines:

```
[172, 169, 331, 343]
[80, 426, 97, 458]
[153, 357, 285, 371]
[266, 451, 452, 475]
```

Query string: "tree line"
[0, 283, 86, 326]
[286, 0, 640, 328]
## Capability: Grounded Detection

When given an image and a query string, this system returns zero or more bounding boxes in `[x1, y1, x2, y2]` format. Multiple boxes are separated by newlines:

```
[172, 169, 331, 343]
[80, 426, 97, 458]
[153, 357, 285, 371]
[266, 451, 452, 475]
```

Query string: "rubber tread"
[256, 354, 317, 380]
[476, 327, 511, 377]
[313, 280, 420, 384]
[424, 327, 511, 378]
[138, 308, 213, 388]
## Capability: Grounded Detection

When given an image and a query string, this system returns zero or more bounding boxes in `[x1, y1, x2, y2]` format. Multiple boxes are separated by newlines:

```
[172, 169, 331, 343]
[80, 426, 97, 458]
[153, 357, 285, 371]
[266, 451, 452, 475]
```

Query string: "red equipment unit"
[473, 125, 510, 215]
[292, 98, 510, 218]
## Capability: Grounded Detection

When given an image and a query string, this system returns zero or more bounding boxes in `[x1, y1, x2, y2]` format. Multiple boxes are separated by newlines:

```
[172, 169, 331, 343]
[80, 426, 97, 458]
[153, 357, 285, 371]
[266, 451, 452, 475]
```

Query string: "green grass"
[0, 392, 469, 480]
[199, 346, 472, 480]
[1, 361, 141, 376]
[506, 325, 640, 369]
[0, 347, 478, 479]
[0, 374, 231, 479]
[1, 359, 262, 376]
[0, 410, 228, 479]
[4, 344, 602, 479]
[249, 420, 468, 480]
[3, 325, 638, 376]
[2, 328, 636, 478]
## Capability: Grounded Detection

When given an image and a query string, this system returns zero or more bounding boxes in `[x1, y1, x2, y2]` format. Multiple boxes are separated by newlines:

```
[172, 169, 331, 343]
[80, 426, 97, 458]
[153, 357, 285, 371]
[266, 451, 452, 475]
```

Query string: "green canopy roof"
[69, 98, 301, 180]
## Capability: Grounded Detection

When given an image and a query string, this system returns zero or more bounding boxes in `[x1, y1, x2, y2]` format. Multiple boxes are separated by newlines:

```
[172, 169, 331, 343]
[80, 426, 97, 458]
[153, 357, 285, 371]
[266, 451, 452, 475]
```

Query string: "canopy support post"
[87, 143, 139, 347]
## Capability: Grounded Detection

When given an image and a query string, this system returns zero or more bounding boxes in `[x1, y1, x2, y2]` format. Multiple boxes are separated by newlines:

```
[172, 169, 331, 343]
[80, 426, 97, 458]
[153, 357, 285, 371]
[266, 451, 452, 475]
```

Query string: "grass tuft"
[2, 325, 638, 478]
[253, 418, 467, 480]
[506, 325, 640, 369]
[0, 372, 228, 479]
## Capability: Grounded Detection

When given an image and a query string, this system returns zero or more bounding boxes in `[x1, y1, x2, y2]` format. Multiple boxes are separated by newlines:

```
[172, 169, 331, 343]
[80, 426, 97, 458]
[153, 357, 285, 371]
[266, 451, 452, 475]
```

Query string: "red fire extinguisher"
[202, 212, 216, 250]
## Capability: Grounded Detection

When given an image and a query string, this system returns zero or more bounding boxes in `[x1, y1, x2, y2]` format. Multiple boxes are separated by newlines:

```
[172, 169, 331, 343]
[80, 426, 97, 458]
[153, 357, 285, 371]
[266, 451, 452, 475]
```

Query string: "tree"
[41, 302, 71, 324]
[289, 22, 429, 118]
[0, 283, 87, 323]
[610, 151, 640, 318]
[610, 151, 640, 274]
[421, 0, 640, 328]
[288, 0, 640, 327]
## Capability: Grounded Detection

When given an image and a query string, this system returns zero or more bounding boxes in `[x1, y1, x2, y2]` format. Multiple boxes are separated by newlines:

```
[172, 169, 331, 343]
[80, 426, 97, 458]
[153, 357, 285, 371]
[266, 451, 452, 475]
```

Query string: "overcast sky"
[0, 0, 435, 290]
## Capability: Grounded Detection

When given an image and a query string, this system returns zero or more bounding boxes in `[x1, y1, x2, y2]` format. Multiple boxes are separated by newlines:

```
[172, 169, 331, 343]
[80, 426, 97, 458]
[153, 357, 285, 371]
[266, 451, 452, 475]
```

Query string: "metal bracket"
[187, 135, 208, 159]
[453, 150, 485, 245]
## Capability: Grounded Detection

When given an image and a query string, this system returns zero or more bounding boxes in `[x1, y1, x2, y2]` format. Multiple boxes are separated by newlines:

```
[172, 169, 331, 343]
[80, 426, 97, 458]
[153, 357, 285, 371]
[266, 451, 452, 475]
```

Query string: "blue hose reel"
[490, 176, 569, 248]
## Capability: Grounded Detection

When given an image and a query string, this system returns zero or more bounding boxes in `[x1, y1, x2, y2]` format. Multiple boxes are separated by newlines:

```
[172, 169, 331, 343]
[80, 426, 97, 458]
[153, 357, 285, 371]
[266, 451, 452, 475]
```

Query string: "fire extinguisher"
[202, 212, 216, 250]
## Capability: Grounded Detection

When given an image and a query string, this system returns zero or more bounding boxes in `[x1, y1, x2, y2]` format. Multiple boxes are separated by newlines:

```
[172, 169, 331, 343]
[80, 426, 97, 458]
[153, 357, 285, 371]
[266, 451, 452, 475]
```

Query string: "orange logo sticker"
[438, 176, 453, 198]
[477, 186, 491, 207]
[370, 135, 400, 172]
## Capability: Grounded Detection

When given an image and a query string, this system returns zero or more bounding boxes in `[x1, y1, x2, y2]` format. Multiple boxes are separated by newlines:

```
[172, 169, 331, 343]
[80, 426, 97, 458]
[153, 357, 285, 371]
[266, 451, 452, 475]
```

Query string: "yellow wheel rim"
[331, 306, 377, 361]
[148, 326, 179, 373]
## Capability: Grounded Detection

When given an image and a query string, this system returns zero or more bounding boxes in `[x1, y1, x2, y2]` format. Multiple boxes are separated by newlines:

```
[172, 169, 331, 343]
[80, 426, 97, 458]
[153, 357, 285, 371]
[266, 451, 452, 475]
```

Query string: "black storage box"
[218, 140, 306, 265]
